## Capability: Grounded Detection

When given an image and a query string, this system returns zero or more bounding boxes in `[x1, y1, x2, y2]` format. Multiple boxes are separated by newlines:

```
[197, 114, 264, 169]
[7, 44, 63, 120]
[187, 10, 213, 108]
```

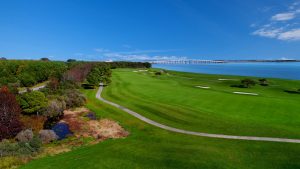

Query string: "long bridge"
[147, 59, 300, 64]
[148, 60, 226, 64]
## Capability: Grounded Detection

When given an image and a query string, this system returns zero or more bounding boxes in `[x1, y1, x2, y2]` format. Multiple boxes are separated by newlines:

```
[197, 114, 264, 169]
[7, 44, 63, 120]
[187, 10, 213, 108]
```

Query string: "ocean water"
[153, 62, 300, 80]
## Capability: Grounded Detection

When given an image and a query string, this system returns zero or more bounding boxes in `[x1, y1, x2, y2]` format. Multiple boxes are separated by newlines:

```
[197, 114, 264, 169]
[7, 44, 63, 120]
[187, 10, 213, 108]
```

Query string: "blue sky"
[1, 0, 300, 61]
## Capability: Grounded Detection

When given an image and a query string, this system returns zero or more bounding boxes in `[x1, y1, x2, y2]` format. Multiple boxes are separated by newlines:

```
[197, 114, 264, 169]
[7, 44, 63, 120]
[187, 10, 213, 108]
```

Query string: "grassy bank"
[20, 69, 300, 169]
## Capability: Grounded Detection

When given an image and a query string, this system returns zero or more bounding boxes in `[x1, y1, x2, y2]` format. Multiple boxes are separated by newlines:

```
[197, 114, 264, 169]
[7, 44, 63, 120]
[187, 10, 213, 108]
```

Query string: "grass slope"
[102, 69, 300, 139]
[21, 69, 300, 169]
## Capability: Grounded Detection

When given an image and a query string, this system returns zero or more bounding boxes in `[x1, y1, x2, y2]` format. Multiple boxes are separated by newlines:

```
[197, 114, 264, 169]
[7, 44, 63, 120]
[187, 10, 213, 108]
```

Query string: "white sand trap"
[138, 70, 148, 72]
[218, 78, 237, 81]
[133, 71, 138, 72]
[233, 92, 258, 96]
[195, 86, 210, 89]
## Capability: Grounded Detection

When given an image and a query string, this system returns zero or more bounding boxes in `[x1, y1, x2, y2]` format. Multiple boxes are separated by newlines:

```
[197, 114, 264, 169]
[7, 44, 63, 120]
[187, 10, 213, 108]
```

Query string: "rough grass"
[20, 69, 300, 169]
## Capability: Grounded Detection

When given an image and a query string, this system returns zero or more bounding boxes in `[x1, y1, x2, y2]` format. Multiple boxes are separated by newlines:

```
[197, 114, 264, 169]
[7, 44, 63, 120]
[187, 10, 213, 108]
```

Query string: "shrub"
[230, 84, 247, 88]
[0, 137, 42, 157]
[241, 79, 256, 88]
[155, 72, 162, 75]
[259, 78, 269, 86]
[52, 123, 72, 140]
[64, 90, 86, 108]
[28, 136, 42, 152]
[284, 89, 300, 94]
[0, 140, 20, 157]
[43, 115, 63, 129]
[15, 129, 34, 142]
[43, 98, 66, 117]
[17, 91, 48, 115]
[48, 77, 59, 91]
[85, 112, 97, 120]
[81, 83, 95, 89]
[0, 156, 23, 169]
[20, 116, 46, 133]
[0, 86, 23, 140]
[17, 136, 41, 154]
[39, 130, 58, 144]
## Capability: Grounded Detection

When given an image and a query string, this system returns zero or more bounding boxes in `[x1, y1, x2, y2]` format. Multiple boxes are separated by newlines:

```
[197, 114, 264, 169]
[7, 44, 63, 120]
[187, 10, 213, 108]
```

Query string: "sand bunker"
[195, 86, 210, 89]
[233, 92, 258, 96]
[218, 78, 237, 81]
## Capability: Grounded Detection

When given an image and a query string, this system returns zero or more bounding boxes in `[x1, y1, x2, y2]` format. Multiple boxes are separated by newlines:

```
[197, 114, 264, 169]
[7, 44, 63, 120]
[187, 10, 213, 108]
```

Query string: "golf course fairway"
[21, 69, 300, 169]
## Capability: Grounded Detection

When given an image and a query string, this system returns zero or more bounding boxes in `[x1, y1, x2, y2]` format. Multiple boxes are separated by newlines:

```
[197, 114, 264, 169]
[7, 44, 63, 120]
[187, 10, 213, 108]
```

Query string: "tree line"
[0, 60, 67, 89]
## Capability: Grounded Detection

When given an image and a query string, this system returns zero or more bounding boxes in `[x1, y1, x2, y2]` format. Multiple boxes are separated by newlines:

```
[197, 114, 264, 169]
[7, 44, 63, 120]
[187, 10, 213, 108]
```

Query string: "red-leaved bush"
[20, 115, 46, 133]
[0, 86, 23, 140]
[62, 63, 94, 83]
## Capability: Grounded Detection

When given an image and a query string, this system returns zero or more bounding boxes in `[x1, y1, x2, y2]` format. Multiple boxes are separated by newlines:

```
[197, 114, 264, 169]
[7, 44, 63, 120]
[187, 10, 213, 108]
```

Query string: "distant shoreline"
[150, 59, 300, 64]
[152, 62, 300, 80]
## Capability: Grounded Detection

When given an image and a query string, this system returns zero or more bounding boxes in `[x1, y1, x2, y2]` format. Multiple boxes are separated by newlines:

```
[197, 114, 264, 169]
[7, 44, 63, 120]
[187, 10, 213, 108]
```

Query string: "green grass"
[20, 69, 300, 169]
[101, 69, 300, 139]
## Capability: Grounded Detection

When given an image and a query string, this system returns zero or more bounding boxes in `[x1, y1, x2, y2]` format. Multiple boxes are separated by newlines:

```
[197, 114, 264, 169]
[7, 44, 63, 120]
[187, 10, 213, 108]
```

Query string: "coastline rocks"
[15, 129, 34, 142]
[39, 130, 58, 144]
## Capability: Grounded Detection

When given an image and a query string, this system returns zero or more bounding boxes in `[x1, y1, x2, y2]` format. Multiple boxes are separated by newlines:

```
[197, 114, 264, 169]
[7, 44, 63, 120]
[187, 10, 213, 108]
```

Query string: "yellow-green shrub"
[0, 156, 23, 169]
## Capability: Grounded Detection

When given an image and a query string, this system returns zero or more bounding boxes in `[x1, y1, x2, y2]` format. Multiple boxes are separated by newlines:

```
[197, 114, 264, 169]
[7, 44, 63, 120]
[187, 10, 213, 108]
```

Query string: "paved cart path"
[96, 84, 300, 144]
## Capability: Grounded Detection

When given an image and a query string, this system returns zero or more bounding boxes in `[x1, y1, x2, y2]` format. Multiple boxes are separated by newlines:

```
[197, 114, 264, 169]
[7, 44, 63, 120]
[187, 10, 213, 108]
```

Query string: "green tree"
[67, 59, 76, 63]
[18, 73, 36, 87]
[258, 78, 268, 86]
[40, 58, 50, 61]
[18, 91, 48, 115]
[86, 66, 111, 85]
[241, 79, 256, 88]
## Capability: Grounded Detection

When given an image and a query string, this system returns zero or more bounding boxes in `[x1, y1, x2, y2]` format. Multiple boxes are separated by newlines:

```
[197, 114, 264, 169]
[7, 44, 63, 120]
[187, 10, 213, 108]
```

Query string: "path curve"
[19, 84, 47, 94]
[96, 85, 300, 144]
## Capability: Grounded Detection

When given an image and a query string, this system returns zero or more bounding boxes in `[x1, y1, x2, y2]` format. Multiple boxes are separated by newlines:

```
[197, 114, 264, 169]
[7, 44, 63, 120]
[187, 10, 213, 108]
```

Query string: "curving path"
[19, 83, 47, 94]
[96, 84, 300, 144]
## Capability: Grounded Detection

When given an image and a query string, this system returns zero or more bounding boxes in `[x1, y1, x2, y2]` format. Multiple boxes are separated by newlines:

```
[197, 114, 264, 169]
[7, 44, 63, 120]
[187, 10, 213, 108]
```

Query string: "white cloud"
[289, 1, 300, 9]
[250, 23, 257, 28]
[271, 12, 295, 21]
[280, 57, 294, 60]
[102, 52, 187, 61]
[253, 28, 282, 38]
[253, 27, 300, 41]
[76, 48, 187, 61]
[252, 1, 300, 41]
[277, 29, 300, 40]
